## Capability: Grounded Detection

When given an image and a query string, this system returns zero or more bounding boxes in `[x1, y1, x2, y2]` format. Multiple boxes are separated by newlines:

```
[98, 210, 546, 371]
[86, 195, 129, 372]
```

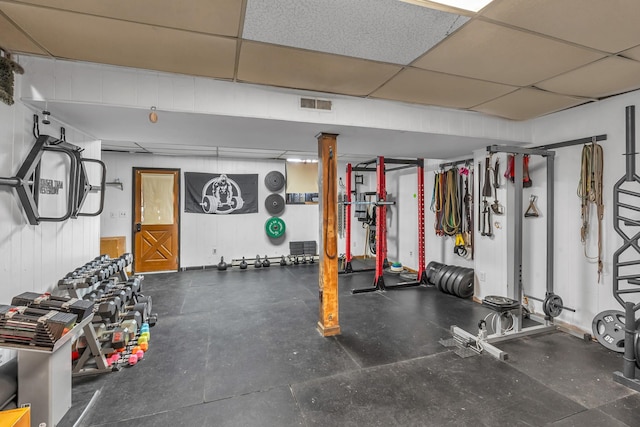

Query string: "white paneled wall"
[101, 153, 319, 268]
[0, 74, 100, 364]
[19, 56, 532, 142]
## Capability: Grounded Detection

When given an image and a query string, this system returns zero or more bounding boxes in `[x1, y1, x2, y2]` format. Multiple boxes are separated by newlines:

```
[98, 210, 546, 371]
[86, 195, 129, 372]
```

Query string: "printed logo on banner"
[184, 172, 258, 214]
[201, 174, 244, 214]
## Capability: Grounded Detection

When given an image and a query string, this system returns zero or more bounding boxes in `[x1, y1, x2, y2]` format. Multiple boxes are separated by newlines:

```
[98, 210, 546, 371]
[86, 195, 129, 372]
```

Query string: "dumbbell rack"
[58, 254, 151, 376]
[611, 106, 640, 391]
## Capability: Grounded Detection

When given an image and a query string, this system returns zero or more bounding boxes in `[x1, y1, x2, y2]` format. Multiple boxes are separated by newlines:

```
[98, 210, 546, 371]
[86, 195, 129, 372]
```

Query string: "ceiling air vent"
[316, 100, 332, 111]
[300, 97, 332, 111]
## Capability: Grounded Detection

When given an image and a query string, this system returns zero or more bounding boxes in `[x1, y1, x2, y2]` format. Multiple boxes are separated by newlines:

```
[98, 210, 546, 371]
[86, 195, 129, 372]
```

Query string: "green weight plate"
[265, 217, 286, 238]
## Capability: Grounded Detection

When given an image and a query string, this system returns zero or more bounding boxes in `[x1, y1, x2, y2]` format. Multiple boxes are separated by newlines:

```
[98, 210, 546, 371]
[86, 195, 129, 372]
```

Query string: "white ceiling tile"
[536, 56, 640, 99]
[482, 0, 640, 53]
[371, 67, 516, 109]
[472, 88, 588, 121]
[12, 0, 243, 37]
[243, 0, 468, 65]
[413, 20, 605, 86]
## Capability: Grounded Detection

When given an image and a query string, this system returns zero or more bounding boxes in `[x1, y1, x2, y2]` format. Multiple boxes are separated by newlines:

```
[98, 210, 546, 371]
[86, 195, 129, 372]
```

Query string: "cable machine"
[450, 134, 607, 359]
[342, 157, 427, 294]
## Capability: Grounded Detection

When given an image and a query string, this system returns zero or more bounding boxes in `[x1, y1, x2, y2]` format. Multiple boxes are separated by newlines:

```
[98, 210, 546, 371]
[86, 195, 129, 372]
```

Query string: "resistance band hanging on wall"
[431, 164, 473, 257]
[578, 139, 604, 282]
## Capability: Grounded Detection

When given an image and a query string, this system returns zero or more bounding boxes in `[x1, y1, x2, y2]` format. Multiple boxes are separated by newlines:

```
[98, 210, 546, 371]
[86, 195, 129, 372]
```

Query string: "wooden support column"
[317, 133, 341, 337]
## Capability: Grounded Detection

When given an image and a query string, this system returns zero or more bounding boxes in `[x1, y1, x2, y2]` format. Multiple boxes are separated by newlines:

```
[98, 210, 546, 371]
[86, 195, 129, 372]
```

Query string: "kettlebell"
[239, 257, 248, 270]
[254, 255, 262, 268]
[217, 256, 227, 271]
[262, 255, 271, 268]
[280, 255, 287, 266]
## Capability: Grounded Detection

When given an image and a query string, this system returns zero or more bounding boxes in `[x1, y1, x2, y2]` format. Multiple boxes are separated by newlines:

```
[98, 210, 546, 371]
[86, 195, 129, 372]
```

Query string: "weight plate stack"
[265, 194, 285, 216]
[265, 171, 285, 192]
[453, 268, 474, 299]
[434, 264, 452, 293]
[426, 261, 445, 285]
[445, 267, 464, 295]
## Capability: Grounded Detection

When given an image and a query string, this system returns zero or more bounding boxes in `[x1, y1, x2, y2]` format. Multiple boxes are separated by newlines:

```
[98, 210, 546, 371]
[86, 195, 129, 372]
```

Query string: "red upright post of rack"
[417, 159, 427, 284]
[374, 156, 386, 290]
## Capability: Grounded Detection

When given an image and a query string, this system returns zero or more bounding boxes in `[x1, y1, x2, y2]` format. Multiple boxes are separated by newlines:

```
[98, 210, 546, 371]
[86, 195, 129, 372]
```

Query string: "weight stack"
[426, 261, 474, 299]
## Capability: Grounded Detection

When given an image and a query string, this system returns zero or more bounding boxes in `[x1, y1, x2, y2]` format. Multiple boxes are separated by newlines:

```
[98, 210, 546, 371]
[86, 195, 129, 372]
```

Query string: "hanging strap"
[442, 169, 460, 235]
[577, 141, 604, 281]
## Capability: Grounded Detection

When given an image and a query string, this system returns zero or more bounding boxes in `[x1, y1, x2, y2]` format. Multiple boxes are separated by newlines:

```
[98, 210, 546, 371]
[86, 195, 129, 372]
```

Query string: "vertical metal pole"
[623, 301, 637, 378]
[317, 133, 340, 337]
[345, 163, 353, 271]
[546, 154, 555, 295]
[513, 153, 524, 330]
[417, 159, 426, 283]
[374, 157, 386, 290]
[381, 158, 389, 269]
[626, 105, 636, 181]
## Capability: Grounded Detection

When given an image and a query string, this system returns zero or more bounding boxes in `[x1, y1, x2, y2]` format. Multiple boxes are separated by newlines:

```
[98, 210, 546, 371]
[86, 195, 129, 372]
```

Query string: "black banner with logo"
[184, 172, 258, 214]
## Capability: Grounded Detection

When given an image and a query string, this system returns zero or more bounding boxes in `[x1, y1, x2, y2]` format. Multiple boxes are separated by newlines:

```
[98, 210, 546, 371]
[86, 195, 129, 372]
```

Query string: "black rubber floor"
[59, 265, 640, 427]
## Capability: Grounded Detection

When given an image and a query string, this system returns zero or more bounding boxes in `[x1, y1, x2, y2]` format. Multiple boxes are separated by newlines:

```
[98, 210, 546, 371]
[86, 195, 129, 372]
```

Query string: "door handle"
[135, 223, 142, 232]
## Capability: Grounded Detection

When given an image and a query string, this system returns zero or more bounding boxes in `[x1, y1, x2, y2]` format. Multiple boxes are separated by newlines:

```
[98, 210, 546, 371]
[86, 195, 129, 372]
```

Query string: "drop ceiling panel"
[0, 12, 45, 54]
[237, 41, 402, 96]
[10, 0, 242, 36]
[621, 45, 640, 62]
[1, 3, 236, 78]
[371, 68, 516, 109]
[536, 57, 640, 99]
[413, 20, 605, 86]
[482, 0, 640, 53]
[243, 0, 468, 65]
[472, 88, 587, 121]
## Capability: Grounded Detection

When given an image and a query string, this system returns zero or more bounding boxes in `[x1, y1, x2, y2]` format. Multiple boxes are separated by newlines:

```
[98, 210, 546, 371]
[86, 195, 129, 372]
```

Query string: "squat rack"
[343, 156, 427, 293]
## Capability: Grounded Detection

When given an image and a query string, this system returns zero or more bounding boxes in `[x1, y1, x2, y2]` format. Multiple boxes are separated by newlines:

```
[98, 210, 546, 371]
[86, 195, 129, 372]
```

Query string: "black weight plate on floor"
[454, 268, 475, 299]
[445, 266, 463, 296]
[426, 261, 444, 285]
[439, 266, 457, 294]
[592, 310, 627, 353]
[265, 171, 285, 192]
[265, 194, 285, 215]
[433, 264, 450, 292]
[636, 331, 640, 369]
[450, 267, 466, 297]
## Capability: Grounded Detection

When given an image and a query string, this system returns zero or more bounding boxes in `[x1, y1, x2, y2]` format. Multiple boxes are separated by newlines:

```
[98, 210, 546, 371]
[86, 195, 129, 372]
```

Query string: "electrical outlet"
[409, 251, 413, 257]
[213, 248, 217, 254]
[479, 271, 486, 282]
[119, 211, 127, 218]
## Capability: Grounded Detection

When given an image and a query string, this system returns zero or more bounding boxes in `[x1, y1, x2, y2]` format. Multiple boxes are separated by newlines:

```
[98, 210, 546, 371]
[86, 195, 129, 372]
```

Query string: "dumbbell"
[95, 320, 138, 349]
[98, 281, 133, 302]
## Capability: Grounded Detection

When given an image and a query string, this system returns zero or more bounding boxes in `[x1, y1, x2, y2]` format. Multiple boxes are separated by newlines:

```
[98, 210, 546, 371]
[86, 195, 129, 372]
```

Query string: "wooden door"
[133, 168, 180, 273]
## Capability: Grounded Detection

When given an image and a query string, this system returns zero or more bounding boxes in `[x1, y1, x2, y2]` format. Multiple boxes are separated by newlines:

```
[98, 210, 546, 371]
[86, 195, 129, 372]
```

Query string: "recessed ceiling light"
[401, 0, 494, 13]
